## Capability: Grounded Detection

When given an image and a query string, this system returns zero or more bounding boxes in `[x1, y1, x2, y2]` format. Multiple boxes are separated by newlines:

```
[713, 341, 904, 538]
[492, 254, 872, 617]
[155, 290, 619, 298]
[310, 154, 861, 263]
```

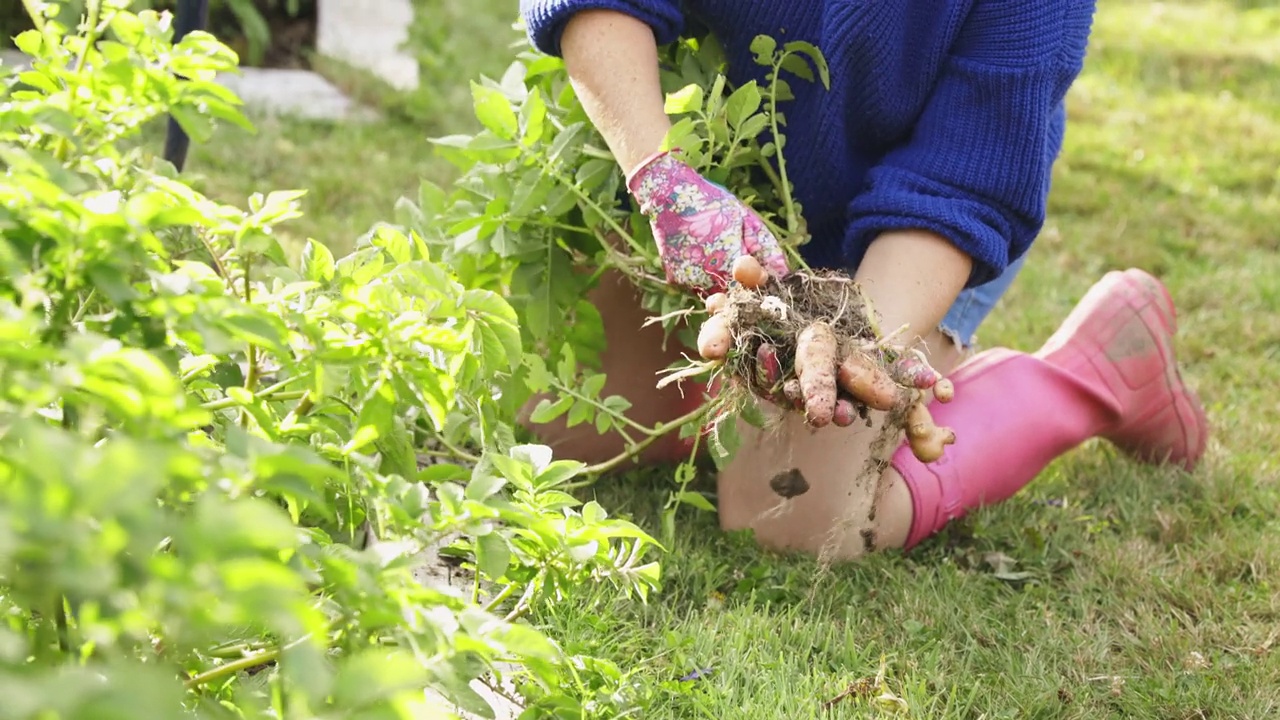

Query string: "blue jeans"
[937, 253, 1028, 348]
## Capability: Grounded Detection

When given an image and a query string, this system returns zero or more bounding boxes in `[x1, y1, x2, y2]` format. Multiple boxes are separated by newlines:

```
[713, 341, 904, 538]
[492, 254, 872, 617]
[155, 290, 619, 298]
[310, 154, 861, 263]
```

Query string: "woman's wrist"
[852, 229, 973, 345]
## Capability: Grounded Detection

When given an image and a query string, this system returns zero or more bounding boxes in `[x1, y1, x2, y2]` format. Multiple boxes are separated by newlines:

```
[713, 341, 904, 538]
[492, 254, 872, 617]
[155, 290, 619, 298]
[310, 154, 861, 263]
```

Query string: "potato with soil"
[695, 256, 955, 463]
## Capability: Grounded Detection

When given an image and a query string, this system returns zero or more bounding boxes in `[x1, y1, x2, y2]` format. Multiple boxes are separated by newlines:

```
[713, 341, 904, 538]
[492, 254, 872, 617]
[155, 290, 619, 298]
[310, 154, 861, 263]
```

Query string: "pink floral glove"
[627, 151, 790, 292]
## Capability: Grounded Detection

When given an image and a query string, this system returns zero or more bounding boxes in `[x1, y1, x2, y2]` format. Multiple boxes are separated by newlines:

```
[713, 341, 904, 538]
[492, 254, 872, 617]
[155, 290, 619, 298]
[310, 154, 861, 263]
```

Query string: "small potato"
[833, 398, 857, 427]
[755, 343, 782, 388]
[705, 292, 728, 315]
[732, 255, 769, 289]
[910, 426, 956, 463]
[697, 314, 732, 360]
[794, 322, 839, 427]
[904, 401, 956, 463]
[893, 356, 940, 390]
[933, 378, 955, 403]
[782, 379, 805, 410]
[904, 402, 935, 440]
[837, 352, 906, 412]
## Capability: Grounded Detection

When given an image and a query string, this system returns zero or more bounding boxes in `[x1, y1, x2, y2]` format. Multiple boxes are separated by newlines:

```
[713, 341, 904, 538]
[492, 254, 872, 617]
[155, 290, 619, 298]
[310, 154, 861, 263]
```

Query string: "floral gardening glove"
[627, 151, 790, 292]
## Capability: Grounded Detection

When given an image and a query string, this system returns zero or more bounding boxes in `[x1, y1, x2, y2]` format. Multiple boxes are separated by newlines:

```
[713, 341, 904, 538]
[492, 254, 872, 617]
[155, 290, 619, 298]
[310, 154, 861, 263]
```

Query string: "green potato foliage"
[1, 3, 662, 717]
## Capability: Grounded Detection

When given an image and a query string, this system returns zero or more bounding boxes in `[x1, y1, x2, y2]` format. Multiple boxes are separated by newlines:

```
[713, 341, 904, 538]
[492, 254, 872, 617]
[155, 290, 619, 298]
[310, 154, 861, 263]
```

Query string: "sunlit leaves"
[0, 7, 659, 719]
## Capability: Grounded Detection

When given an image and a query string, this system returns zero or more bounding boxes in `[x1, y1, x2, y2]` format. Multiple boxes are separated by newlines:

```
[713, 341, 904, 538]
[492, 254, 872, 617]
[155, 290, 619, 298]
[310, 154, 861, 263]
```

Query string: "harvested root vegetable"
[904, 401, 956, 463]
[833, 398, 857, 428]
[732, 255, 769, 289]
[697, 314, 732, 360]
[782, 379, 804, 409]
[837, 351, 909, 412]
[708, 267, 954, 450]
[933, 378, 954, 403]
[793, 321, 839, 427]
[892, 355, 941, 390]
[755, 343, 782, 389]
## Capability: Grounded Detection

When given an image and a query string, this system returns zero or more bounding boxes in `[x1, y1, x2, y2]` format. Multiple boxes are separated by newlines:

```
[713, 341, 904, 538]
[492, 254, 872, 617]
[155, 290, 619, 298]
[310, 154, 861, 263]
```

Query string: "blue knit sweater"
[520, 0, 1096, 288]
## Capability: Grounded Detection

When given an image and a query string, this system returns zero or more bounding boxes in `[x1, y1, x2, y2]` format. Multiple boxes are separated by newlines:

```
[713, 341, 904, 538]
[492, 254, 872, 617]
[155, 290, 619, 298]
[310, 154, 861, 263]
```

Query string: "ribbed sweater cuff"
[843, 169, 1011, 288]
[522, 0, 684, 57]
[844, 58, 1068, 287]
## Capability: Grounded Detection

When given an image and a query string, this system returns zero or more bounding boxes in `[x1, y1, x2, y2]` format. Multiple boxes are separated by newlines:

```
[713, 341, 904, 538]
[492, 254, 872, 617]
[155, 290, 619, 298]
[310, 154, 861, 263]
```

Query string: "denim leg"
[938, 253, 1028, 348]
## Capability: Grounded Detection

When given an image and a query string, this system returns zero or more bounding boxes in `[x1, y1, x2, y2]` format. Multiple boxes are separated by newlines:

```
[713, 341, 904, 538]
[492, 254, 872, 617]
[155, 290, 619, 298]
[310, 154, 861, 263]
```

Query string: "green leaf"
[528, 396, 572, 424]
[738, 113, 770, 141]
[12, 30, 42, 57]
[170, 105, 216, 144]
[724, 81, 763, 131]
[466, 471, 507, 502]
[372, 225, 412, 264]
[520, 86, 548, 145]
[462, 289, 522, 372]
[664, 83, 704, 115]
[471, 82, 519, 140]
[710, 413, 742, 469]
[358, 378, 398, 440]
[676, 491, 717, 513]
[534, 460, 585, 489]
[217, 311, 289, 352]
[779, 53, 815, 83]
[332, 650, 432, 708]
[783, 41, 831, 89]
[475, 533, 511, 579]
[750, 35, 778, 65]
[300, 238, 335, 282]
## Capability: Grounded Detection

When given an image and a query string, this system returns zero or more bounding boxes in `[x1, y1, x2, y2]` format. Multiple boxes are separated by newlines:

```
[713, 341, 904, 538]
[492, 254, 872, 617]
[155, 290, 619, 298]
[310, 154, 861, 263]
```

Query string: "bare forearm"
[853, 230, 973, 347]
[560, 10, 672, 173]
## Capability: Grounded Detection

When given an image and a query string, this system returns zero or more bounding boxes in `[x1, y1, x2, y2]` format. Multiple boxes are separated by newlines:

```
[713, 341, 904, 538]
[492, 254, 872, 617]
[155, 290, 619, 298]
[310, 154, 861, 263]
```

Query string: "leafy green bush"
[1, 4, 661, 717]
[7, 0, 308, 67]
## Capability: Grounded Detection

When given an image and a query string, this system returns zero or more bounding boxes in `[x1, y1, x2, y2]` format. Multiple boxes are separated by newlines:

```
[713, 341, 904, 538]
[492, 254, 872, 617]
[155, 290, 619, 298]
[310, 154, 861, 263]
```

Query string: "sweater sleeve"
[520, 0, 685, 57]
[843, 0, 1096, 287]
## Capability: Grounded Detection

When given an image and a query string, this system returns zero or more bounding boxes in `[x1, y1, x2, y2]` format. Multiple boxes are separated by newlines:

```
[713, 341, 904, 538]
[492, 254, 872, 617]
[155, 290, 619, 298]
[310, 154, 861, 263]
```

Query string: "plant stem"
[282, 393, 314, 425]
[73, 0, 102, 73]
[572, 404, 709, 480]
[552, 380, 650, 437]
[185, 648, 280, 690]
[54, 597, 69, 654]
[201, 389, 306, 412]
[20, 0, 45, 31]
[767, 58, 799, 234]
[436, 435, 481, 464]
[503, 577, 540, 623]
[482, 582, 519, 614]
[532, 154, 647, 258]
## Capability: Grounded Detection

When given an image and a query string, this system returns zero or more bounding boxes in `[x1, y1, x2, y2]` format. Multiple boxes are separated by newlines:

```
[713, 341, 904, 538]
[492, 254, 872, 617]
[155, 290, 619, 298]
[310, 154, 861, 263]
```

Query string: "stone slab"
[316, 0, 419, 90]
[216, 67, 377, 121]
[1, 49, 30, 71]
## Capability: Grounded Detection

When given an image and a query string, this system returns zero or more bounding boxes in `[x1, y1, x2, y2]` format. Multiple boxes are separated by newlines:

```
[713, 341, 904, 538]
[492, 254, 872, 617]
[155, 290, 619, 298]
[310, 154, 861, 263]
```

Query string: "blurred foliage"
[4, 0, 311, 66]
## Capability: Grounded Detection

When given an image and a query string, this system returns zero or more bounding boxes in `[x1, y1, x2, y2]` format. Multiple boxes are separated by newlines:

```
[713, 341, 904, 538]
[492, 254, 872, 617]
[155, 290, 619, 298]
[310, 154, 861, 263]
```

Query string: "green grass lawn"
[179, 1, 1280, 716]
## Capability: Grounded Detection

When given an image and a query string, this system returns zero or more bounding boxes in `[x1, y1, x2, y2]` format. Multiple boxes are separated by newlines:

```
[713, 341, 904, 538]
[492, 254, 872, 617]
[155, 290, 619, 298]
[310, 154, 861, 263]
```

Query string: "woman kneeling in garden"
[517, 0, 1209, 559]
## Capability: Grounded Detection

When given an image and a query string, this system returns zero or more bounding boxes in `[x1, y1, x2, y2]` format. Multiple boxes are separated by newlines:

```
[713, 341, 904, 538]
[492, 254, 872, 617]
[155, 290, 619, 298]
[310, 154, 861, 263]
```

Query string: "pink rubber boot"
[891, 269, 1209, 549]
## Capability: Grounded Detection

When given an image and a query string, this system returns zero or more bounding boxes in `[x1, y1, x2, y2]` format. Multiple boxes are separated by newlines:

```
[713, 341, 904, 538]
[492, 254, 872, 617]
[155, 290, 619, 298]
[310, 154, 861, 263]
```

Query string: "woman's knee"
[714, 409, 916, 561]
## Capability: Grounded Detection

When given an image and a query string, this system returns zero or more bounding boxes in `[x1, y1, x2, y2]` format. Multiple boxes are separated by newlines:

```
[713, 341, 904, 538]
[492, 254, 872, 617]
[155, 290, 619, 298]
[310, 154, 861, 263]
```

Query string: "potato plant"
[1, 4, 661, 717]
[404, 31, 952, 530]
